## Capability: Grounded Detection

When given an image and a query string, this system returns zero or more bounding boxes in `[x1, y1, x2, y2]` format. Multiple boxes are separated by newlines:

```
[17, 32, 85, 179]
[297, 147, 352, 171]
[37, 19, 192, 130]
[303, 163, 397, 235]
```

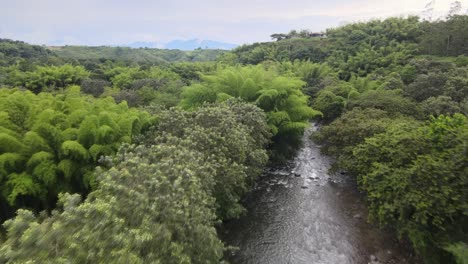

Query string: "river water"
[222, 123, 418, 264]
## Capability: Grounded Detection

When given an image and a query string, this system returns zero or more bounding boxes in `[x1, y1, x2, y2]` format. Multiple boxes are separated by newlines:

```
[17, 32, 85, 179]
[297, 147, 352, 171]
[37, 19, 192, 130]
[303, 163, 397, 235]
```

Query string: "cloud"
[1, 0, 467, 45]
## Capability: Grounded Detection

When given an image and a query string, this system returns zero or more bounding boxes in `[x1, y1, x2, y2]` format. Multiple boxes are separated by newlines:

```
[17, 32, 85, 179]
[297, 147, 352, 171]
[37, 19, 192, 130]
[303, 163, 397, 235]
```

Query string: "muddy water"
[222, 124, 418, 264]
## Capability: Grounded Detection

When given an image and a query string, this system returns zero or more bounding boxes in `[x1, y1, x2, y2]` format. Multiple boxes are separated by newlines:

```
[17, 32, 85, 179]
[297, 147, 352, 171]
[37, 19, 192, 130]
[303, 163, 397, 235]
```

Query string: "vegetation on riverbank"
[0, 12, 467, 263]
[309, 15, 468, 264]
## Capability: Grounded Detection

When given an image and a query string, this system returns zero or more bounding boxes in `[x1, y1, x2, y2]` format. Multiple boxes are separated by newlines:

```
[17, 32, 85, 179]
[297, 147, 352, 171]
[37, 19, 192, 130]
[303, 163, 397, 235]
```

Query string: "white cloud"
[1, 0, 467, 45]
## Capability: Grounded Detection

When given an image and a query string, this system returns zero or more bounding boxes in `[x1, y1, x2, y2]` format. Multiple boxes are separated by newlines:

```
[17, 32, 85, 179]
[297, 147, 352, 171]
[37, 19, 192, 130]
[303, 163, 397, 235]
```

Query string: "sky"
[1, 0, 467, 46]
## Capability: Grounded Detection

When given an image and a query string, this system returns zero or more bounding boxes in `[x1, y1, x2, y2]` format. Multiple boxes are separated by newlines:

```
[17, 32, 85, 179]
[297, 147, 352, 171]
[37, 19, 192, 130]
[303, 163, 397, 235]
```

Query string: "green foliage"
[97, 65, 187, 107]
[347, 89, 422, 118]
[348, 76, 380, 92]
[312, 90, 345, 122]
[0, 39, 53, 66]
[169, 62, 218, 84]
[317, 109, 467, 263]
[0, 133, 24, 153]
[80, 79, 109, 97]
[61, 141, 89, 160]
[349, 115, 467, 262]
[49, 45, 226, 64]
[404, 72, 448, 102]
[5, 64, 90, 93]
[0, 143, 224, 263]
[445, 243, 468, 264]
[402, 67, 468, 107]
[108, 67, 147, 89]
[0, 100, 271, 263]
[312, 108, 409, 169]
[233, 38, 329, 65]
[378, 72, 404, 90]
[276, 60, 339, 97]
[0, 87, 153, 221]
[419, 15, 468, 56]
[145, 100, 271, 219]
[217, 14, 468, 263]
[181, 65, 321, 161]
[445, 73, 468, 103]
[326, 16, 421, 79]
[454, 55, 468, 67]
[421, 96, 462, 117]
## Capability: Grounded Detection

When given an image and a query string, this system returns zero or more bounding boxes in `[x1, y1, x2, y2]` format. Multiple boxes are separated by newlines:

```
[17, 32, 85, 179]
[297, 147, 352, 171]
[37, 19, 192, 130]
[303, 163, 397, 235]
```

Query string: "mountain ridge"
[123, 39, 238, 50]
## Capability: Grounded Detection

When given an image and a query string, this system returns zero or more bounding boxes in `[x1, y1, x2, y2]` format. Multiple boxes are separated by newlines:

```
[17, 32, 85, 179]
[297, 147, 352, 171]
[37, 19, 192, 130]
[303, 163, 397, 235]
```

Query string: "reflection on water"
[221, 123, 418, 264]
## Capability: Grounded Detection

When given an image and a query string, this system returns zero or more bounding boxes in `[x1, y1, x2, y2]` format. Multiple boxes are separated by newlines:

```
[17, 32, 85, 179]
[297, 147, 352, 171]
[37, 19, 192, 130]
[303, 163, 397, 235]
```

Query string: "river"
[221, 123, 419, 264]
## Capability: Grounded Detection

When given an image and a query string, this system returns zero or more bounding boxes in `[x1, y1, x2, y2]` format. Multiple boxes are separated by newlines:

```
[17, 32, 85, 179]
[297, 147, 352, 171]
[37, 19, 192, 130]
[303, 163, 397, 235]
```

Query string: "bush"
[349, 115, 468, 263]
[145, 100, 271, 219]
[80, 79, 109, 97]
[0, 143, 224, 263]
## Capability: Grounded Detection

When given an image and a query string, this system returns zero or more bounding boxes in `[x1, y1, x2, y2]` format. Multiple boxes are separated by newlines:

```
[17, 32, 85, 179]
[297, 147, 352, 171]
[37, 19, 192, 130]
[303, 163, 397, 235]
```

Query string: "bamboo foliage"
[0, 87, 153, 219]
[181, 65, 321, 160]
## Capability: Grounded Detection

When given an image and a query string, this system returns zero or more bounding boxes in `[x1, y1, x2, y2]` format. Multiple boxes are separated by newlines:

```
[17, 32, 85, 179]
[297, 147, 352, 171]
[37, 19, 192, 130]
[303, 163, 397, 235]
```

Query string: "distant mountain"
[121, 39, 238, 50]
[124, 41, 161, 49]
[164, 39, 238, 50]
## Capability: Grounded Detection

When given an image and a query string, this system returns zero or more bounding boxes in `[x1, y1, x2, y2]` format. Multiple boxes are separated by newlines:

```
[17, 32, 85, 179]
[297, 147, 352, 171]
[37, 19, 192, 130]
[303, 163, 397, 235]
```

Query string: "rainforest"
[0, 13, 467, 264]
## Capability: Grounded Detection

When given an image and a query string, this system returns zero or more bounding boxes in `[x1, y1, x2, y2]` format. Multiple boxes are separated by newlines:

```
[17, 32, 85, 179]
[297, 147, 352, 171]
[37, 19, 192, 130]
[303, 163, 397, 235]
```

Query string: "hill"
[0, 39, 53, 66]
[48, 45, 226, 64]
[124, 39, 238, 50]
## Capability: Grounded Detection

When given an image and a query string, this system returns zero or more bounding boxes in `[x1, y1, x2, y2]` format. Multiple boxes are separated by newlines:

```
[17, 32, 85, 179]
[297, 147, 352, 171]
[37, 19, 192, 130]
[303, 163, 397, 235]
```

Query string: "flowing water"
[222, 123, 419, 264]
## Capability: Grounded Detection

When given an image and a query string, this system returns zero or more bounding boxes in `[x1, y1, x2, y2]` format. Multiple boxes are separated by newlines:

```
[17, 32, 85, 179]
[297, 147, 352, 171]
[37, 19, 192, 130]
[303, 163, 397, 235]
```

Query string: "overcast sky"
[1, 0, 467, 46]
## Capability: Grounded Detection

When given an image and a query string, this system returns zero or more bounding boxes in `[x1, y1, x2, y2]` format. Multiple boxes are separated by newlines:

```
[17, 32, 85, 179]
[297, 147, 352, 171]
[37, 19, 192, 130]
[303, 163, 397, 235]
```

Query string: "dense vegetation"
[0, 39, 52, 66]
[0, 101, 270, 263]
[0, 34, 276, 263]
[0, 38, 225, 71]
[0, 87, 153, 222]
[181, 65, 321, 160]
[231, 12, 468, 264]
[233, 38, 328, 65]
[50, 45, 226, 64]
[0, 12, 467, 264]
[307, 16, 468, 264]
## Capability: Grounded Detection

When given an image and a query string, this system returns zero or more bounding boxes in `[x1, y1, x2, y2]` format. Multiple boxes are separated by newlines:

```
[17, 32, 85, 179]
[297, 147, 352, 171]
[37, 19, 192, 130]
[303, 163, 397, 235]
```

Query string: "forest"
[0, 14, 467, 264]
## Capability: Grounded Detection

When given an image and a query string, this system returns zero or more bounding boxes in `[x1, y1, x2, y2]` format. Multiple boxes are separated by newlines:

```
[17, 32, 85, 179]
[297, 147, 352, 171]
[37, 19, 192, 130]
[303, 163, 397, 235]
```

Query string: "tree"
[312, 90, 345, 122]
[312, 108, 412, 171]
[271, 33, 287, 41]
[421, 96, 461, 116]
[80, 79, 109, 97]
[347, 89, 421, 118]
[0, 143, 224, 263]
[12, 64, 90, 93]
[444, 74, 468, 103]
[349, 114, 468, 263]
[419, 15, 468, 56]
[281, 60, 338, 97]
[448, 1, 462, 17]
[180, 65, 321, 161]
[144, 100, 271, 219]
